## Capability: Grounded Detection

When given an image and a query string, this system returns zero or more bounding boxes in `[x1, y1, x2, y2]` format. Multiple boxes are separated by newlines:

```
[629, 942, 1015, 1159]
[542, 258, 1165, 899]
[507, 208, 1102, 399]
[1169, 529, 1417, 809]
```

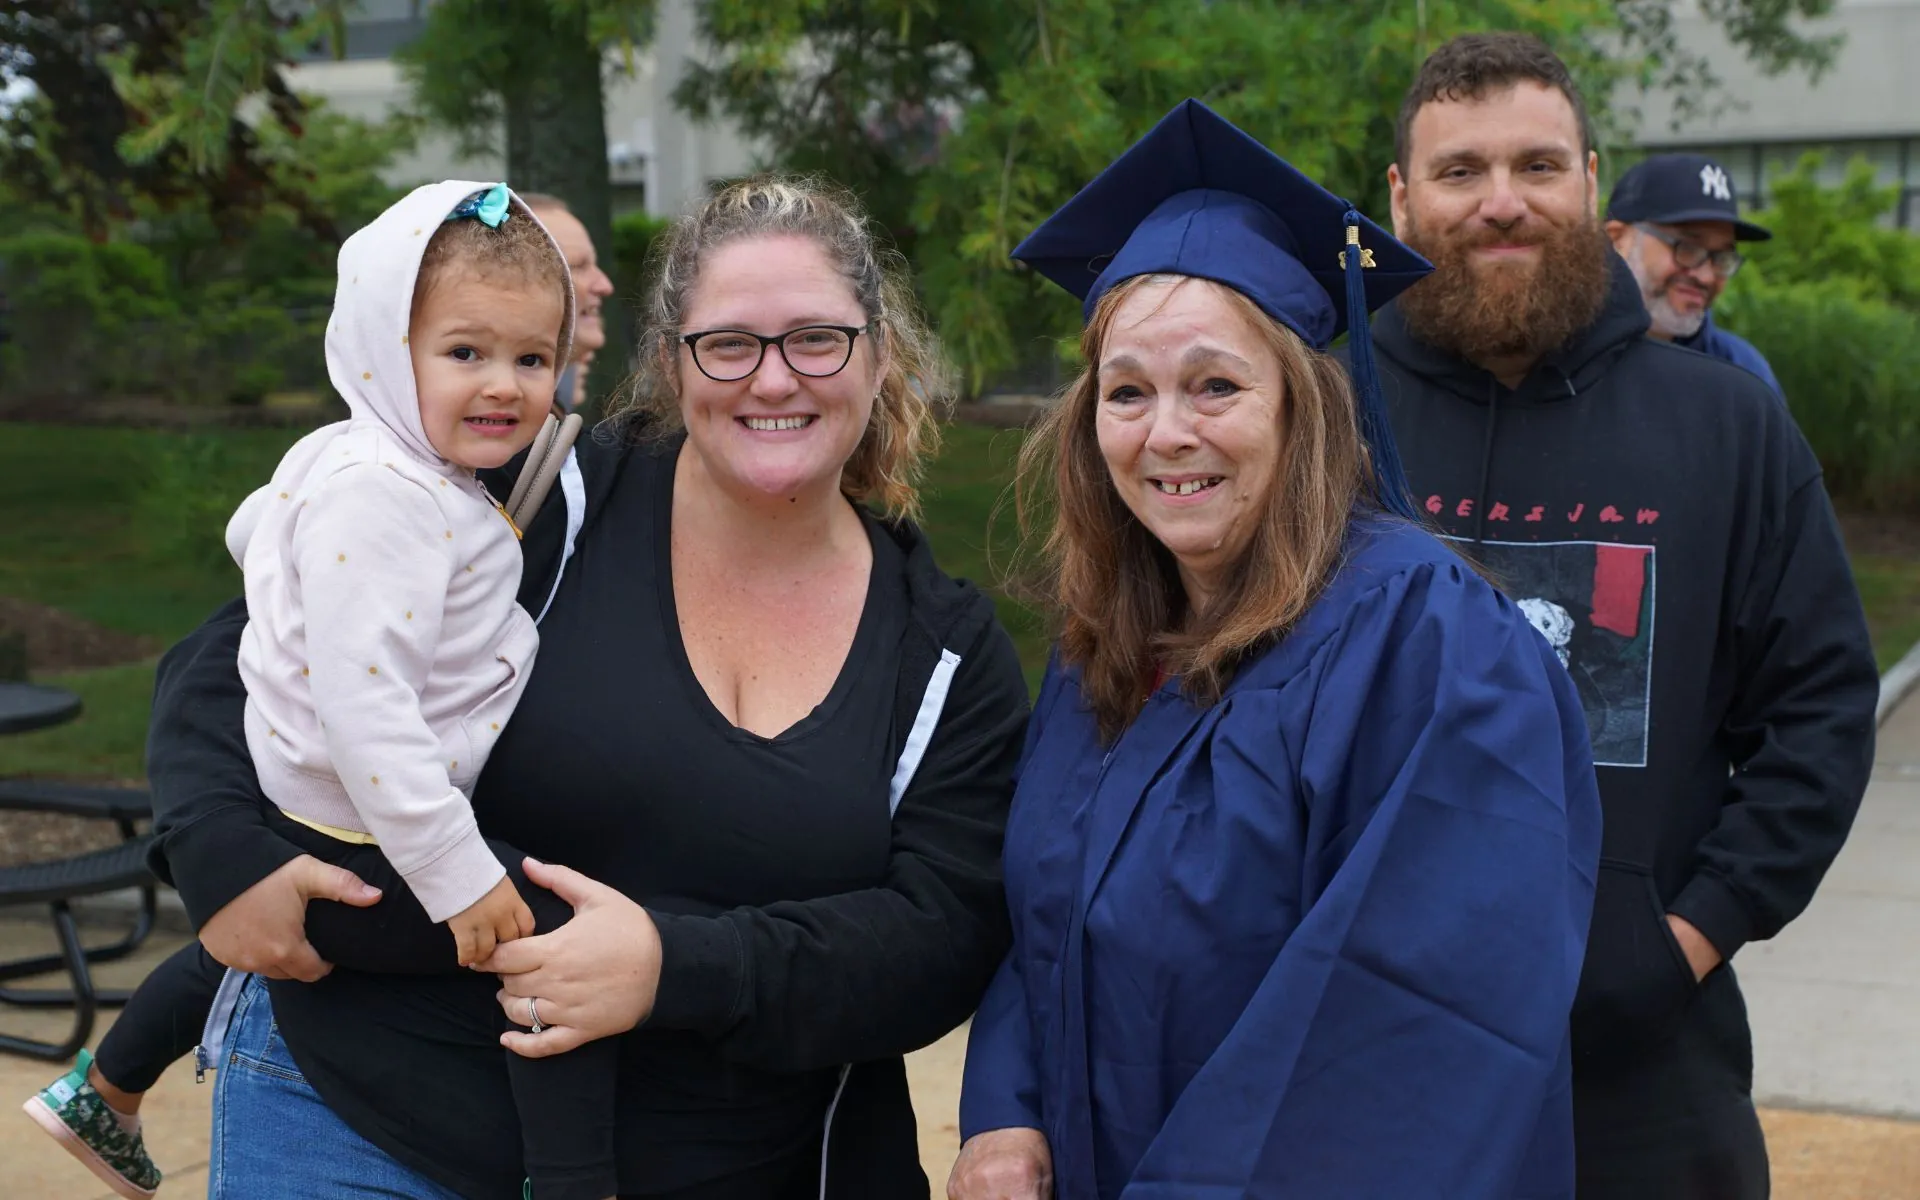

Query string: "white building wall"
[1618, 0, 1920, 223]
[1626, 0, 1920, 144]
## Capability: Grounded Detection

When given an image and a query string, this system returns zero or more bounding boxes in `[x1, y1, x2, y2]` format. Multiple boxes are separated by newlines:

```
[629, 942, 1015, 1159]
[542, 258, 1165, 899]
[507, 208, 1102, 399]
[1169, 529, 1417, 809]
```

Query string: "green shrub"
[0, 233, 151, 395]
[611, 209, 672, 298]
[1716, 280, 1920, 511]
[90, 240, 174, 306]
[1741, 156, 1920, 312]
[0, 234, 324, 403]
[162, 294, 316, 405]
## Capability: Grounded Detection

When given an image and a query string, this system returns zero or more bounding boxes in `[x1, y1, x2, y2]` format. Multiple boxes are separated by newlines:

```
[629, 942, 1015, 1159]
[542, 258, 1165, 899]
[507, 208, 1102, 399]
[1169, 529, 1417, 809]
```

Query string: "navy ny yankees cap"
[1607, 153, 1772, 241]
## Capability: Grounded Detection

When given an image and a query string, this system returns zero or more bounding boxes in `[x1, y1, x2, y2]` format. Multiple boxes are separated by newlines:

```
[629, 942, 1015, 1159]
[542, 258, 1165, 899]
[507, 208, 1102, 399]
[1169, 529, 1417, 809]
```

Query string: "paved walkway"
[1745, 686, 1920, 1119]
[1, 689, 1916, 1197]
[0, 914, 210, 1199]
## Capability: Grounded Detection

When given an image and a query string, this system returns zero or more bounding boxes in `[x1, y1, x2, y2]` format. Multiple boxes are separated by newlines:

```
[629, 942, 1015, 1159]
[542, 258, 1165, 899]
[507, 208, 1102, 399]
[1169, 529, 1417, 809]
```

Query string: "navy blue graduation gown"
[960, 518, 1602, 1199]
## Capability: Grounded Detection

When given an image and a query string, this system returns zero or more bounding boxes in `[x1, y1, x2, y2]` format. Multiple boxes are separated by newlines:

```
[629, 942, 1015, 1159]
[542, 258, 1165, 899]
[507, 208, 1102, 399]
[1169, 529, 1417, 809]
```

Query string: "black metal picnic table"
[0, 681, 161, 1059]
[0, 682, 83, 737]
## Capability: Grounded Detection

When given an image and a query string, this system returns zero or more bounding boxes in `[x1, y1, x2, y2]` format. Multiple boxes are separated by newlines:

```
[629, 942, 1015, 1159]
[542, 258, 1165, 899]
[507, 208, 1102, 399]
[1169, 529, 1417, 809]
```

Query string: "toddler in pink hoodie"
[26, 182, 621, 1200]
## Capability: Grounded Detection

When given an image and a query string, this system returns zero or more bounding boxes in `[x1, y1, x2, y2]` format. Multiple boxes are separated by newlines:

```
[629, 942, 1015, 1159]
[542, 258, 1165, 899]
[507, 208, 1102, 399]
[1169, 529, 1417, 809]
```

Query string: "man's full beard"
[1396, 213, 1613, 369]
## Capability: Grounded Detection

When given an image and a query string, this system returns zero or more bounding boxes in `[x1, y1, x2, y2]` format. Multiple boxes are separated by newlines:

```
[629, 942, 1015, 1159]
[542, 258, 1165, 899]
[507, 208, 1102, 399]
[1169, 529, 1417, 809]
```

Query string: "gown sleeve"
[958, 953, 1045, 1137]
[1123, 560, 1603, 1199]
[957, 657, 1070, 1139]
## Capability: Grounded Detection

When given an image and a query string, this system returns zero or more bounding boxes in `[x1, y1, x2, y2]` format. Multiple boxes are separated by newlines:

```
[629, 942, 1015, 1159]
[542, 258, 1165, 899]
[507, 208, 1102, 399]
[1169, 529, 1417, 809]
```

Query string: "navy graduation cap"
[1012, 98, 1433, 520]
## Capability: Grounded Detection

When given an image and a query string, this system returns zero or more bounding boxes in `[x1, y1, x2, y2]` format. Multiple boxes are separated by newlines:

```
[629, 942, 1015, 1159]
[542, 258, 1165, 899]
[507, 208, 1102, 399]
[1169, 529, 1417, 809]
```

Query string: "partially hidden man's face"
[1387, 81, 1610, 367]
[1608, 219, 1737, 341]
[534, 207, 614, 359]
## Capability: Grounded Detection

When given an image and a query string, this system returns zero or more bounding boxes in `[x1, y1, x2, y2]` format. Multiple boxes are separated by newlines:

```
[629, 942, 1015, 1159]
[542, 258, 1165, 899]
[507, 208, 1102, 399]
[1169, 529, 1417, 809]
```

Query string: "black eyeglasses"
[1636, 224, 1744, 279]
[679, 324, 870, 382]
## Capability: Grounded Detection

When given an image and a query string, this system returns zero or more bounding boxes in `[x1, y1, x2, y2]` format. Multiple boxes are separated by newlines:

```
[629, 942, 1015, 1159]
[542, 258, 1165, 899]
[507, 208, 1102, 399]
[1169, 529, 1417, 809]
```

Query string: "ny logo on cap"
[1700, 164, 1732, 201]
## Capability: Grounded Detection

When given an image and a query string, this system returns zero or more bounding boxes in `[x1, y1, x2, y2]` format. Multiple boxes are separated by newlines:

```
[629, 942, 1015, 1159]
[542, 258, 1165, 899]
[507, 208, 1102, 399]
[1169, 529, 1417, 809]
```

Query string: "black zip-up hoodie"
[144, 423, 1030, 1198]
[1370, 255, 1879, 1075]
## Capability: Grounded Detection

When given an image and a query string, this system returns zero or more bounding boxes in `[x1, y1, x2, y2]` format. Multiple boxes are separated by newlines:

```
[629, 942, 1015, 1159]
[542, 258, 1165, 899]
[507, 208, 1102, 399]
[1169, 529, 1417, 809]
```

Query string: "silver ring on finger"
[526, 996, 546, 1034]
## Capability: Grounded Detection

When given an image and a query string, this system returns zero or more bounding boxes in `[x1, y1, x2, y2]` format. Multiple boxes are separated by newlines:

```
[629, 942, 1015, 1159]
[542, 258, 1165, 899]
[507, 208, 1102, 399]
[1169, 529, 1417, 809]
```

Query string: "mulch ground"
[1839, 509, 1920, 558]
[1762, 1107, 1920, 1199]
[0, 596, 159, 674]
[0, 809, 128, 869]
[0, 597, 157, 865]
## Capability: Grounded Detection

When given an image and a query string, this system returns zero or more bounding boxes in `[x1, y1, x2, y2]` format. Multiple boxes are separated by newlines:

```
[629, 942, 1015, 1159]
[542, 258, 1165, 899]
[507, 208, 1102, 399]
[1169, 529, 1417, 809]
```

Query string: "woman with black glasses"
[144, 176, 1031, 1199]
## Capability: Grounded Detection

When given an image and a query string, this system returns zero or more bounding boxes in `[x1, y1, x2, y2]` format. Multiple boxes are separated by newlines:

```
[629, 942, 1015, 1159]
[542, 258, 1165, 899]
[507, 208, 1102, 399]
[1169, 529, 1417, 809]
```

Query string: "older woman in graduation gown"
[950, 101, 1604, 1200]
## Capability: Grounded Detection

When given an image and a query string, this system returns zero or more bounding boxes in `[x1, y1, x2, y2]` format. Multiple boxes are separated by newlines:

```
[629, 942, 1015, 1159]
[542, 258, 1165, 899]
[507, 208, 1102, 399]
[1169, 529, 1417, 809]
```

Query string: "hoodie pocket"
[453, 654, 523, 787]
[451, 608, 539, 787]
[1570, 858, 1700, 1068]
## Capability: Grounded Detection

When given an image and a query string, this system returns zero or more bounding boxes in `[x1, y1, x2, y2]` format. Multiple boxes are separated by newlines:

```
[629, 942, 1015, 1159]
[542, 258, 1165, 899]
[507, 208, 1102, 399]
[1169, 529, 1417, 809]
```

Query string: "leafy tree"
[680, 0, 1600, 386]
[0, 4, 412, 408]
[5, 0, 649, 414]
[0, 0, 372, 242]
[119, 101, 414, 310]
[6, 0, 1845, 400]
[680, 0, 1846, 390]
[395, 0, 657, 416]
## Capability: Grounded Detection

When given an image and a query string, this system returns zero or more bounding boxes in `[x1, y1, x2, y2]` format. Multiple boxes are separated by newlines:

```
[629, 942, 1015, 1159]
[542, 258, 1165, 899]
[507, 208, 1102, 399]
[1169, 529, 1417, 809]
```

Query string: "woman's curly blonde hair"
[609, 175, 951, 520]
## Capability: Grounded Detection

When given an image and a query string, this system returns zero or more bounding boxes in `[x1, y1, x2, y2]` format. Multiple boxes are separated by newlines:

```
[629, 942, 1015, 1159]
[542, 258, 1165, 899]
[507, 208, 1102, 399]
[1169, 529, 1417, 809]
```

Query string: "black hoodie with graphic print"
[1368, 254, 1878, 1076]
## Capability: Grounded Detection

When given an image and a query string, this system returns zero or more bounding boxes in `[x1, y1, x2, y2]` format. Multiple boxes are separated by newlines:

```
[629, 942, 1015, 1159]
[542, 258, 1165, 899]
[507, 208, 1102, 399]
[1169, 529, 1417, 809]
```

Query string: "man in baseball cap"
[1605, 153, 1781, 395]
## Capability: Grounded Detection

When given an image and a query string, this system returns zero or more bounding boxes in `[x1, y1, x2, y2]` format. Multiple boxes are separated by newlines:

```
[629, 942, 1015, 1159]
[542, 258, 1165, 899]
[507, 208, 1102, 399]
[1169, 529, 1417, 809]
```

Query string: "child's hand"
[447, 876, 536, 967]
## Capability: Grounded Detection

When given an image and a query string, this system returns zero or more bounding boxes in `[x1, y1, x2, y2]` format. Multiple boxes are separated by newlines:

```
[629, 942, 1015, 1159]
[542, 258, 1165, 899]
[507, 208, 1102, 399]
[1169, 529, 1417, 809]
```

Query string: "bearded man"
[1367, 31, 1878, 1200]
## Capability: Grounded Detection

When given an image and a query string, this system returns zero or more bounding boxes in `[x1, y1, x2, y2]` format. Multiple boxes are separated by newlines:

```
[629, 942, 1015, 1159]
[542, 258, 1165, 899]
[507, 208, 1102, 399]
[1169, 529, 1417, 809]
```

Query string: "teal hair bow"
[446, 183, 510, 228]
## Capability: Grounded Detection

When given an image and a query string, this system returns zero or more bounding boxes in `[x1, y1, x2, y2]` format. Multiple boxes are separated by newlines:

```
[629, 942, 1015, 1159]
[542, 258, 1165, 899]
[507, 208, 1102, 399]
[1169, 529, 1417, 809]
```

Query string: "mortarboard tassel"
[1341, 210, 1420, 522]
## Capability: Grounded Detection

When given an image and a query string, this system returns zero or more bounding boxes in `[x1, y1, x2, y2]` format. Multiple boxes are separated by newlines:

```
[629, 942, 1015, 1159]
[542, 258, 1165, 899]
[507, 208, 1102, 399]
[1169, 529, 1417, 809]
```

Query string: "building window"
[1632, 137, 1920, 230]
[293, 15, 428, 62]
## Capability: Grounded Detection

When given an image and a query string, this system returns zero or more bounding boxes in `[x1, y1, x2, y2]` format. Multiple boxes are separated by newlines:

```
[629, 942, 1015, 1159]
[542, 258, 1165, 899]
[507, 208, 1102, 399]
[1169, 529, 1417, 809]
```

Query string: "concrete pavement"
[1745, 686, 1920, 1119]
[0, 914, 210, 1199]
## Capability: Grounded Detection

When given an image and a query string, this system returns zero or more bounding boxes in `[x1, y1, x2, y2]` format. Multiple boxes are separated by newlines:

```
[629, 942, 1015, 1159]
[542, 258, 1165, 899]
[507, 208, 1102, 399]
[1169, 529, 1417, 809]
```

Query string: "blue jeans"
[209, 974, 464, 1199]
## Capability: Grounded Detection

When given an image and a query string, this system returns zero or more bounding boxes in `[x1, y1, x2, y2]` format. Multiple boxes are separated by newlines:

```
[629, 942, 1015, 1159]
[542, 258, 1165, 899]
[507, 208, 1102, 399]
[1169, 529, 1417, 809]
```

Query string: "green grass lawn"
[1, 421, 1915, 781]
[0, 663, 159, 782]
[0, 425, 301, 640]
[1854, 556, 1920, 673]
[0, 424, 305, 780]
[919, 424, 1052, 687]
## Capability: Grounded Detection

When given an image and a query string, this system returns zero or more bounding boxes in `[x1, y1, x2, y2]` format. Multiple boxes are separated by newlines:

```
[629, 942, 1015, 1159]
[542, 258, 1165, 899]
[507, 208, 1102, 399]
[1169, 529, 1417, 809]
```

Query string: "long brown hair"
[1015, 275, 1369, 741]
[608, 175, 951, 520]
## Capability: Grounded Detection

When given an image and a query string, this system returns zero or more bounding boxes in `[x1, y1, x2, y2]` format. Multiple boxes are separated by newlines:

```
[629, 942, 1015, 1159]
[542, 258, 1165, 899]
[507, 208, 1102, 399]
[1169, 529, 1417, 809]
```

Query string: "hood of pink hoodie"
[325, 179, 577, 469]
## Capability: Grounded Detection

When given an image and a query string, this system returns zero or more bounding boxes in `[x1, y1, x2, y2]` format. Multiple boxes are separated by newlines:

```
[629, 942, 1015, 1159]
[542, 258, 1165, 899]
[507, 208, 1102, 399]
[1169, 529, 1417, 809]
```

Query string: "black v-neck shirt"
[491, 435, 910, 909]
[270, 437, 913, 1196]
